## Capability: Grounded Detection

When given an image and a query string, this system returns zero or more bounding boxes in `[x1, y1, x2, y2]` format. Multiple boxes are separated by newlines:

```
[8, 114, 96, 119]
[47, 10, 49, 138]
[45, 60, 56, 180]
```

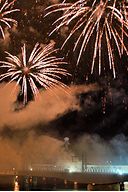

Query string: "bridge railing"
[0, 165, 128, 175]
[30, 164, 67, 172]
[84, 165, 128, 174]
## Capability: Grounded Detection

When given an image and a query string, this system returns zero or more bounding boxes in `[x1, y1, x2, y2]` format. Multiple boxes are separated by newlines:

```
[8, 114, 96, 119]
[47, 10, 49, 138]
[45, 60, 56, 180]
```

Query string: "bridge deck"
[0, 169, 128, 184]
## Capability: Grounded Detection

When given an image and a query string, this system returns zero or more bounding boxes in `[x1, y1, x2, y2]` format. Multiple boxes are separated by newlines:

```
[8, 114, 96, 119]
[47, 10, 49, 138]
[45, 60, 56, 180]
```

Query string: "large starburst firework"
[0, 0, 19, 39]
[45, 0, 128, 78]
[0, 42, 70, 104]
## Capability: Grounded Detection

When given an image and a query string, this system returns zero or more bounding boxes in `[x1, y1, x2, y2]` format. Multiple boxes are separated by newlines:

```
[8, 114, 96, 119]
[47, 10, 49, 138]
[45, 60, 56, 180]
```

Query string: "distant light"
[30, 168, 33, 171]
[14, 181, 19, 191]
[15, 181, 18, 186]
[69, 166, 77, 173]
[118, 170, 123, 175]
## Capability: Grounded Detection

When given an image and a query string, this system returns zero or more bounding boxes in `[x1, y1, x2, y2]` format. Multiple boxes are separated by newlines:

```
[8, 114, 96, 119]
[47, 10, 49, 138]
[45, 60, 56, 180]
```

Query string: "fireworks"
[0, 42, 70, 104]
[0, 0, 19, 39]
[45, 0, 128, 78]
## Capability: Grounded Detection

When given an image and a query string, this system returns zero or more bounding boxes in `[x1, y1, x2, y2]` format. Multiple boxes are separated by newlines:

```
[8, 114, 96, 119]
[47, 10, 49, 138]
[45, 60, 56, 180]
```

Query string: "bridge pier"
[24, 176, 30, 191]
[64, 179, 68, 189]
[53, 178, 57, 190]
[120, 182, 124, 191]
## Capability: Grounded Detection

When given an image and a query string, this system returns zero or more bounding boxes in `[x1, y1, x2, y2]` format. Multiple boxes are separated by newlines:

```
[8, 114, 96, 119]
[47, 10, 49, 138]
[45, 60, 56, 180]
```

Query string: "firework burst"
[0, 0, 19, 39]
[0, 42, 70, 104]
[45, 0, 128, 78]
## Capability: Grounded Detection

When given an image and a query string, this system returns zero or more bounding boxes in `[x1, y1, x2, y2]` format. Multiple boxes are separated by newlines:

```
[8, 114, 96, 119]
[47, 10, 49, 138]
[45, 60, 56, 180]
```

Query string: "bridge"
[0, 164, 128, 184]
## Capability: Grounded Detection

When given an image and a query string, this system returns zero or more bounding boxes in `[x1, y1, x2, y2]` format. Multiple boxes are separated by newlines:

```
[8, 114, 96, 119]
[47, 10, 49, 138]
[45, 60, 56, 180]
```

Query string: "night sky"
[0, 0, 128, 160]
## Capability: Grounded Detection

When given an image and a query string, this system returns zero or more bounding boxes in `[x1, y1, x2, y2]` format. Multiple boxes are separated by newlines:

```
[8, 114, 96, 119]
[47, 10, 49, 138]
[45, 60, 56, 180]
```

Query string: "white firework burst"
[45, 0, 128, 78]
[0, 42, 70, 104]
[0, 0, 20, 39]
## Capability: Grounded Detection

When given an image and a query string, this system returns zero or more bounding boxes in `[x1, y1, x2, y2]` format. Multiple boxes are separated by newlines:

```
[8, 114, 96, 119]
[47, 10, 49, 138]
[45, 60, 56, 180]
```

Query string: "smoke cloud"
[0, 82, 97, 170]
[73, 134, 128, 165]
[0, 82, 98, 130]
[0, 132, 74, 170]
[0, 82, 128, 170]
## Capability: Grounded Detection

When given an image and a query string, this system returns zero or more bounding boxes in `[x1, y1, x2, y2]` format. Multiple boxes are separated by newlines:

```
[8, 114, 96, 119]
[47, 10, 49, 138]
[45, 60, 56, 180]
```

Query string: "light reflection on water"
[14, 181, 19, 191]
[0, 174, 124, 191]
[14, 175, 19, 191]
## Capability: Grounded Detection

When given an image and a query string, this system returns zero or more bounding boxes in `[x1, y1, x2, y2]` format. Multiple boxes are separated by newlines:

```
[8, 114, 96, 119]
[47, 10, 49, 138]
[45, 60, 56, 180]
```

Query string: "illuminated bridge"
[28, 164, 128, 175]
[0, 165, 128, 184]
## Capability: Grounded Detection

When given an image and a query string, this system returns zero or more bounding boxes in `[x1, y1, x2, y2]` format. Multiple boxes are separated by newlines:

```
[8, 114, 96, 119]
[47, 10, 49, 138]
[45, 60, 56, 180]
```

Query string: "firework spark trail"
[0, 42, 70, 104]
[45, 0, 128, 78]
[0, 0, 19, 39]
